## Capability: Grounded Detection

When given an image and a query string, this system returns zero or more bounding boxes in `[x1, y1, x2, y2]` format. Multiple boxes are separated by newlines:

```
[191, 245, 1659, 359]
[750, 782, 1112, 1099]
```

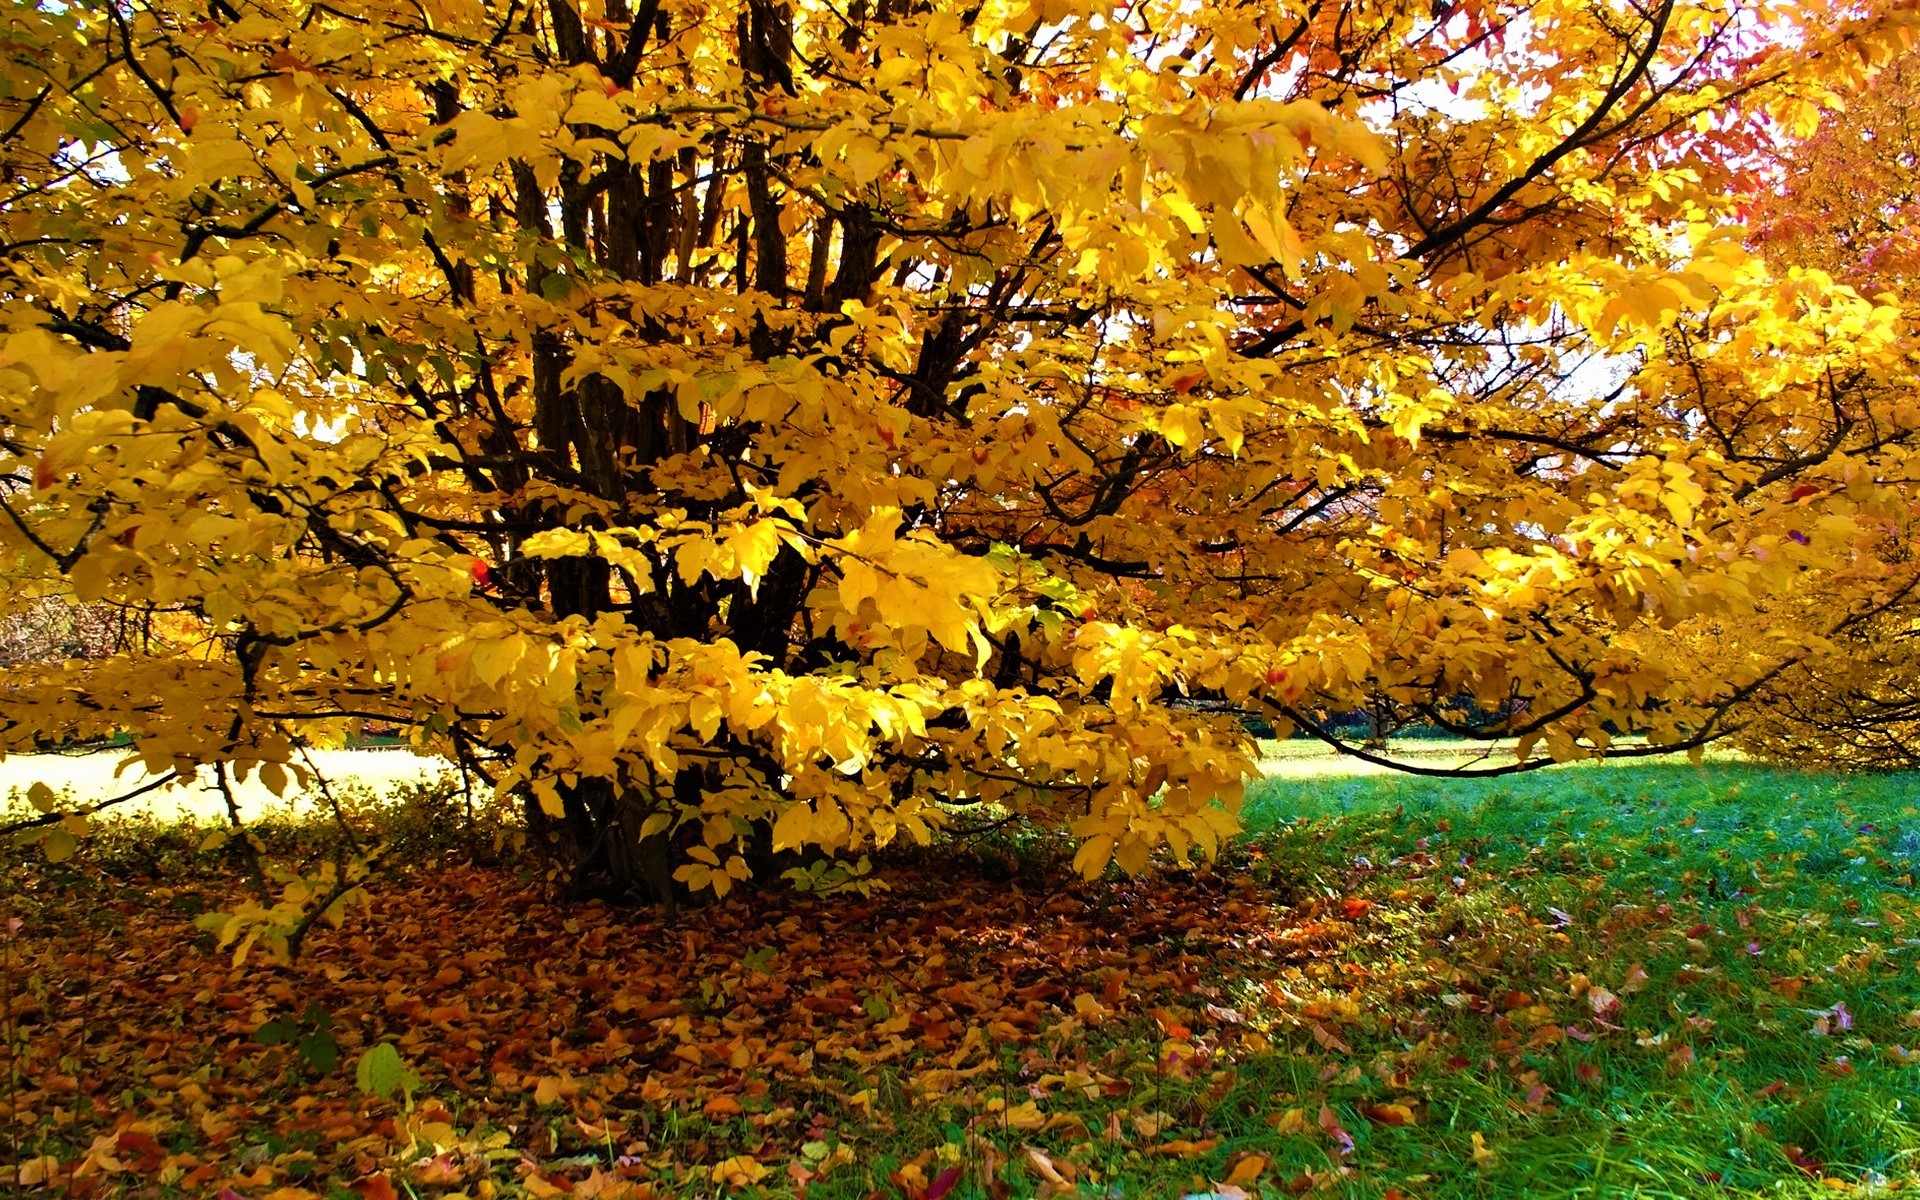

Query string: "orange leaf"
[1170, 369, 1207, 395]
[1362, 1103, 1416, 1127]
[711, 1155, 770, 1187]
[1149, 1138, 1218, 1156]
[1223, 1153, 1269, 1185]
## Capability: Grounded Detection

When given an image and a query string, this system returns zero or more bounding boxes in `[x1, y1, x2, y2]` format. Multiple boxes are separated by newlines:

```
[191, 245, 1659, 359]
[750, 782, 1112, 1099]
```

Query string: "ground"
[4, 753, 1920, 1199]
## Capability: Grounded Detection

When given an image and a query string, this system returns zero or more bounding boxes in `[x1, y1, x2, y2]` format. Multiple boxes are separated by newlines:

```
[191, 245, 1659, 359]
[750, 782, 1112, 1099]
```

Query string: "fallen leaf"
[353, 1176, 399, 1200]
[522, 1173, 567, 1199]
[1588, 986, 1622, 1022]
[1471, 1131, 1498, 1169]
[1318, 1104, 1355, 1155]
[1150, 1138, 1219, 1156]
[1001, 1100, 1047, 1132]
[1025, 1146, 1074, 1188]
[1223, 1153, 1268, 1186]
[711, 1154, 770, 1187]
[702, 1094, 743, 1118]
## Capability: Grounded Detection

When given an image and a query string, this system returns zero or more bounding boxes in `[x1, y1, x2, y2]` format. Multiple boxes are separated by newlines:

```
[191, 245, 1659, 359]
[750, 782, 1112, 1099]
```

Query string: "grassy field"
[1233, 759, 1920, 1197]
[4, 754, 1920, 1198]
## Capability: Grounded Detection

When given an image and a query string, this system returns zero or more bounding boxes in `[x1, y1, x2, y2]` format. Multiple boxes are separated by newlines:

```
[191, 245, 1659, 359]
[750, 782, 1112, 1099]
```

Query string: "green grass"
[1223, 760, 1920, 1197]
[794, 761, 1920, 1199]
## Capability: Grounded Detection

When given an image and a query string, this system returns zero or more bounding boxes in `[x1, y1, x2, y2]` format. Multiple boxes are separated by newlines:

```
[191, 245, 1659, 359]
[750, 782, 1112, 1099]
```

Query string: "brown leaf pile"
[2, 863, 1340, 1197]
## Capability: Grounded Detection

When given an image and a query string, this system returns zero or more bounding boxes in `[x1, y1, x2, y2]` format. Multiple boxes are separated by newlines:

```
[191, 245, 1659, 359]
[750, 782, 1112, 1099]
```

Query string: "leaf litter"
[6, 762, 1920, 1198]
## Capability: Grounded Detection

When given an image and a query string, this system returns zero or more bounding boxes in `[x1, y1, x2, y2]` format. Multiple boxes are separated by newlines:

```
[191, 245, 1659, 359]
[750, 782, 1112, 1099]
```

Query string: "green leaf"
[253, 1016, 297, 1046]
[298, 1031, 340, 1075]
[741, 946, 776, 975]
[41, 827, 78, 864]
[355, 1042, 419, 1105]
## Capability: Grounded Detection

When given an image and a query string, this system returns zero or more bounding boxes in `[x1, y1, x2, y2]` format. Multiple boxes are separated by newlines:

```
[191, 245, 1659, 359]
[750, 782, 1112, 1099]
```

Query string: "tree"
[1747, 50, 1920, 290]
[3, 0, 1916, 937]
[1689, 47, 1920, 770]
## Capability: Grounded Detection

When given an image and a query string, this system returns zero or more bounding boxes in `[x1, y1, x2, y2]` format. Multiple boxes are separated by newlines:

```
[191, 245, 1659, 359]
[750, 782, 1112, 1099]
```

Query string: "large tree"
[3, 0, 1916, 938]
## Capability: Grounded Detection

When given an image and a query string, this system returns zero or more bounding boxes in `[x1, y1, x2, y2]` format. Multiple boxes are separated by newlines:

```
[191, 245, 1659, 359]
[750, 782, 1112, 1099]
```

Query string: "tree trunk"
[525, 776, 681, 906]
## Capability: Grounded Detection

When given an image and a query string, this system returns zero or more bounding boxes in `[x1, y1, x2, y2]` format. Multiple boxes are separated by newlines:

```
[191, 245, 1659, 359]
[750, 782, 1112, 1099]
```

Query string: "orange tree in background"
[1683, 47, 1920, 770]
[3, 0, 1917, 944]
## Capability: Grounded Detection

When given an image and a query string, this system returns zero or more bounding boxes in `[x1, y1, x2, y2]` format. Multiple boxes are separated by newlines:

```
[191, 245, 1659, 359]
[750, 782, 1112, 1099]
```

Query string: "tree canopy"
[1695, 47, 1920, 770]
[3, 0, 1918, 939]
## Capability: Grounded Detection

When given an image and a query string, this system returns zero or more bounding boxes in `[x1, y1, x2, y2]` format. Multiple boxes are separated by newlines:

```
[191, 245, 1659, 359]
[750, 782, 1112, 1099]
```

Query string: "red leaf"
[353, 1177, 399, 1200]
[1170, 369, 1207, 395]
[1317, 1104, 1355, 1155]
[1586, 986, 1622, 1022]
[925, 1167, 962, 1200]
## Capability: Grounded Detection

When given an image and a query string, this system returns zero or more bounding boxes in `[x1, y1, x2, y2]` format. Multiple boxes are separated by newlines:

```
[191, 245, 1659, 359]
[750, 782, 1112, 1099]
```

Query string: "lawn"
[4, 755, 1920, 1198]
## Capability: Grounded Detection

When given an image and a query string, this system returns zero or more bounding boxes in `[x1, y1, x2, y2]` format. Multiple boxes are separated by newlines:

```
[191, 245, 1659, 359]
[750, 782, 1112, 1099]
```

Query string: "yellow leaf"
[1472, 1131, 1498, 1169]
[1002, 1100, 1047, 1132]
[1072, 834, 1114, 880]
[523, 1173, 567, 1199]
[711, 1155, 771, 1187]
[771, 802, 813, 852]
